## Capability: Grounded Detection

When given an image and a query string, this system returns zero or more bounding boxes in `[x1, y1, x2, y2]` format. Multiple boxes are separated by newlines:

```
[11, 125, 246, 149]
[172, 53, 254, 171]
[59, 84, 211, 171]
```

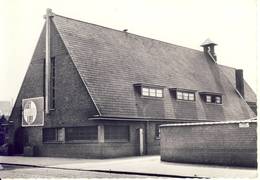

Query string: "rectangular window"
[141, 87, 163, 98]
[176, 91, 183, 100]
[65, 126, 98, 141]
[43, 128, 64, 142]
[183, 92, 189, 100]
[176, 90, 195, 101]
[200, 93, 223, 104]
[104, 125, 129, 142]
[188, 93, 195, 101]
[156, 89, 163, 97]
[206, 95, 212, 103]
[50, 57, 55, 110]
[43, 128, 56, 142]
[215, 96, 221, 104]
[142, 88, 149, 96]
[149, 88, 156, 97]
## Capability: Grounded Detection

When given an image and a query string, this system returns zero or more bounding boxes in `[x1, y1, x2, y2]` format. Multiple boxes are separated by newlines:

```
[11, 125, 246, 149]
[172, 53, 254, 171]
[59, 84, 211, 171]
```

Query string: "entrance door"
[14, 127, 28, 155]
[137, 128, 144, 155]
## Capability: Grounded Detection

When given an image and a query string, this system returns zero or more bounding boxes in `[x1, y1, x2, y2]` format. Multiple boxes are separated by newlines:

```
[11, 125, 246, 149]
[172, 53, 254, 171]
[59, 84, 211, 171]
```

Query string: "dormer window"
[200, 92, 222, 104]
[142, 87, 163, 97]
[215, 96, 221, 104]
[142, 88, 149, 96]
[206, 95, 212, 103]
[134, 83, 164, 98]
[170, 88, 196, 101]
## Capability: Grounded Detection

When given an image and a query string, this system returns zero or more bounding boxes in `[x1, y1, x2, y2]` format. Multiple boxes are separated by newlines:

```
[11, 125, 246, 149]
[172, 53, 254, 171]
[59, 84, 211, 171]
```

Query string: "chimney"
[235, 69, 244, 98]
[201, 38, 217, 62]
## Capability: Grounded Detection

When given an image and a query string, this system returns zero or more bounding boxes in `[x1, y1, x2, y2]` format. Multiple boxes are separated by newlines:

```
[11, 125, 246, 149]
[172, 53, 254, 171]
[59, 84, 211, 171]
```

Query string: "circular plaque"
[23, 101, 37, 125]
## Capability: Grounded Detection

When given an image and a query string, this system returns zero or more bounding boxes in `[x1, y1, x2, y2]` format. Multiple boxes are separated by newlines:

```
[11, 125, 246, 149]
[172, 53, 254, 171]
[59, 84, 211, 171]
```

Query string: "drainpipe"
[44, 9, 54, 114]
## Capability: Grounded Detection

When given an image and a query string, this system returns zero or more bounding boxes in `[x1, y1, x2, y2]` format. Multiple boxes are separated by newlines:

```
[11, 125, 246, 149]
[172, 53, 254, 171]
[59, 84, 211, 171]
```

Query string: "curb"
[0, 163, 207, 178]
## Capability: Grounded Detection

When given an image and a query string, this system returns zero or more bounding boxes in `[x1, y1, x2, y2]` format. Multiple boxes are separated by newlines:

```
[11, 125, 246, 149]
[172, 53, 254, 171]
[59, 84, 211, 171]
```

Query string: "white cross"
[23, 101, 37, 125]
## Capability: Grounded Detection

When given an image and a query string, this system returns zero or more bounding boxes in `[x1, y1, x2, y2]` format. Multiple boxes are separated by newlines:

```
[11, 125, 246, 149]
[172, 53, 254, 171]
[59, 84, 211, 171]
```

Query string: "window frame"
[42, 127, 64, 143]
[50, 57, 56, 110]
[141, 86, 164, 98]
[200, 92, 223, 105]
[65, 126, 98, 143]
[206, 95, 212, 103]
[215, 96, 222, 104]
[174, 89, 196, 102]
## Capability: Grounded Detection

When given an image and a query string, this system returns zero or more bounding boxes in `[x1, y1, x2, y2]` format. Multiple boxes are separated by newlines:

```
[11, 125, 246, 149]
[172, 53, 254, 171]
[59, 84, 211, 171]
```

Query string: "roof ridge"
[54, 14, 203, 53]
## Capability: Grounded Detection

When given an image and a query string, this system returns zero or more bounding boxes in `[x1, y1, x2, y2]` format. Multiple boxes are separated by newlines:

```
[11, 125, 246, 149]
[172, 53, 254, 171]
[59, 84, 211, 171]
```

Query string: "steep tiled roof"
[52, 15, 256, 121]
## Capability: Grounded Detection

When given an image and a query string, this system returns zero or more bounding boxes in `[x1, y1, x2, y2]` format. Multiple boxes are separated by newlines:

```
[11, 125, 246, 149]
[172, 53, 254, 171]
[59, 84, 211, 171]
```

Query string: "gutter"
[88, 115, 225, 122]
[160, 118, 257, 127]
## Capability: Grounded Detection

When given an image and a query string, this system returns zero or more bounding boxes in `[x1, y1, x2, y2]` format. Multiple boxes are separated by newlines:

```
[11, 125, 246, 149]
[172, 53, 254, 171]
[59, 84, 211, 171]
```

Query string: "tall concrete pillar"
[98, 125, 104, 143]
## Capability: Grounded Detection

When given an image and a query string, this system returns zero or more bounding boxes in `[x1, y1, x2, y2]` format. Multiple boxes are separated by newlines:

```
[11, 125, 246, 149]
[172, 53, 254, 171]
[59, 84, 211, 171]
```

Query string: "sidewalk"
[0, 155, 257, 178]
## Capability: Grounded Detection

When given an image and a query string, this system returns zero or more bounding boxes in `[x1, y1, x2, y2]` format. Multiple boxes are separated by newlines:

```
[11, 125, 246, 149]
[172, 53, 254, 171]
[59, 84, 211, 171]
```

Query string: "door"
[14, 127, 28, 155]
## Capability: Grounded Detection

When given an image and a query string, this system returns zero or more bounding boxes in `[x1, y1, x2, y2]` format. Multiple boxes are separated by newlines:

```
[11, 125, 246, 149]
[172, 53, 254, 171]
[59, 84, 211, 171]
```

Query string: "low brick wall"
[160, 120, 257, 167]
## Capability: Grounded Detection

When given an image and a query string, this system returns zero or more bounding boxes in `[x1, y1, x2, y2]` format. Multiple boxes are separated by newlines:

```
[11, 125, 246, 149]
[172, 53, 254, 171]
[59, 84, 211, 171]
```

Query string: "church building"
[8, 9, 256, 158]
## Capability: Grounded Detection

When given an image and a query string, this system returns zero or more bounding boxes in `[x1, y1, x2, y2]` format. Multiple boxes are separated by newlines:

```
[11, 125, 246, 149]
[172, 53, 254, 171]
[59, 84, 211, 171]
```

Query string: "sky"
[0, 0, 258, 102]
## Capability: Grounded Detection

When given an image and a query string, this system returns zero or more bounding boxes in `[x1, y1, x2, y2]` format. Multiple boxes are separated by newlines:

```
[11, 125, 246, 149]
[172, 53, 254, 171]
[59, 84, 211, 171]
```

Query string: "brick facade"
[8, 20, 165, 158]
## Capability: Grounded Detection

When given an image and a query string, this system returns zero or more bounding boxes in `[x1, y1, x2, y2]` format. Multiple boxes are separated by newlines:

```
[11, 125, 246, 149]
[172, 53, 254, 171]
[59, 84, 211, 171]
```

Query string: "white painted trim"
[160, 118, 257, 127]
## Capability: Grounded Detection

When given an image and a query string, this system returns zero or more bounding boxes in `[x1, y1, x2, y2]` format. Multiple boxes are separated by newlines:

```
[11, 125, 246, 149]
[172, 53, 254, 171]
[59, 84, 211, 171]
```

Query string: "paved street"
[0, 164, 151, 178]
[0, 155, 257, 178]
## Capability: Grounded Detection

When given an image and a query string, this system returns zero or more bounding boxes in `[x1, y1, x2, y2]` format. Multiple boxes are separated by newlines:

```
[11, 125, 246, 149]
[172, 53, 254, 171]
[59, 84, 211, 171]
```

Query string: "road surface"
[0, 164, 154, 178]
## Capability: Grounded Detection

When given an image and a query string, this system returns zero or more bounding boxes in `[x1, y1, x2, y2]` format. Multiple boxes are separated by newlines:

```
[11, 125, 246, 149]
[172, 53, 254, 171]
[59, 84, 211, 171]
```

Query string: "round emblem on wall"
[23, 101, 37, 125]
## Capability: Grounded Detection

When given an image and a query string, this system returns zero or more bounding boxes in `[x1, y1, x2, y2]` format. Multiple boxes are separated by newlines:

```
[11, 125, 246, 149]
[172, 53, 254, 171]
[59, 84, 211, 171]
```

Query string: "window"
[65, 126, 98, 141]
[200, 92, 223, 104]
[177, 91, 183, 99]
[189, 93, 195, 101]
[149, 89, 156, 97]
[50, 57, 55, 110]
[141, 87, 164, 98]
[183, 92, 189, 100]
[206, 95, 212, 103]
[215, 96, 221, 104]
[142, 88, 149, 96]
[156, 89, 163, 97]
[43, 128, 64, 142]
[175, 90, 196, 101]
[104, 125, 129, 142]
[155, 124, 161, 139]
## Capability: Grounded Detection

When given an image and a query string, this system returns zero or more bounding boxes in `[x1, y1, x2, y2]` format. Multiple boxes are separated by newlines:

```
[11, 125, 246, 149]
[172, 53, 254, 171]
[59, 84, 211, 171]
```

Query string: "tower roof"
[201, 38, 217, 46]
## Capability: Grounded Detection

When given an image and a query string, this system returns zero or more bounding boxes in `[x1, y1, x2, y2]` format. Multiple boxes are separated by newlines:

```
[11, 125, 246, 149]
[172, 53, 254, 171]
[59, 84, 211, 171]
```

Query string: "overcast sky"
[0, 0, 258, 102]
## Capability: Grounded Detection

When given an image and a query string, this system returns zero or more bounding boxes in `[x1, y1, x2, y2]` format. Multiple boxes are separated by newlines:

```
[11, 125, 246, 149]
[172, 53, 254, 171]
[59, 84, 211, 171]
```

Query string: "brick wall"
[9, 19, 99, 155]
[37, 120, 147, 158]
[160, 121, 257, 167]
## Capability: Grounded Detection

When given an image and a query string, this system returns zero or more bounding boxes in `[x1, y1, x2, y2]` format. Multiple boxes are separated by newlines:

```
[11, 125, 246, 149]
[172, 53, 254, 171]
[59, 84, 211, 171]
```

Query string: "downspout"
[44, 8, 54, 114]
